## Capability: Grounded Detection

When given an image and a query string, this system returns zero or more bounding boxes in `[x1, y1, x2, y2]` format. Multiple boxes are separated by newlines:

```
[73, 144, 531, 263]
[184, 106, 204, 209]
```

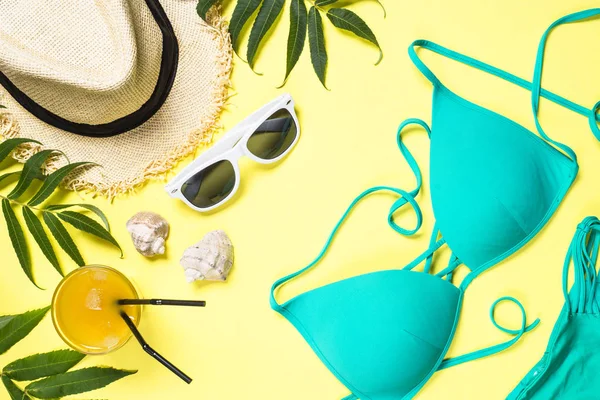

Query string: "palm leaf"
[0, 307, 50, 355]
[24, 367, 136, 399]
[197, 0, 219, 21]
[23, 207, 62, 276]
[0, 138, 41, 165]
[28, 162, 92, 206]
[246, 0, 285, 69]
[2, 199, 39, 288]
[3, 350, 85, 381]
[279, 0, 307, 86]
[42, 212, 85, 267]
[229, 0, 263, 54]
[8, 150, 57, 200]
[45, 204, 110, 231]
[2, 375, 28, 400]
[331, 0, 386, 17]
[308, 6, 328, 88]
[0, 315, 13, 330]
[57, 211, 122, 256]
[326, 8, 382, 64]
[0, 171, 20, 186]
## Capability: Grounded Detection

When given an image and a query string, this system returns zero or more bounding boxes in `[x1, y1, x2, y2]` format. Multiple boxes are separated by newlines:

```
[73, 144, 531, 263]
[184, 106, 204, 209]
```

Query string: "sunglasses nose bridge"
[230, 143, 246, 160]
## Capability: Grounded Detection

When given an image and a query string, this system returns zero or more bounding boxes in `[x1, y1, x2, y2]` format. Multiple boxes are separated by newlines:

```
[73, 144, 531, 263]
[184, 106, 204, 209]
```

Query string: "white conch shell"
[180, 230, 234, 282]
[126, 211, 169, 257]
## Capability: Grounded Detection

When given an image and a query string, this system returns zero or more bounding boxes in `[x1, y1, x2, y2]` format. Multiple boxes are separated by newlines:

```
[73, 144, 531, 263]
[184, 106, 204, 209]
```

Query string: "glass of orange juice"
[51, 265, 142, 355]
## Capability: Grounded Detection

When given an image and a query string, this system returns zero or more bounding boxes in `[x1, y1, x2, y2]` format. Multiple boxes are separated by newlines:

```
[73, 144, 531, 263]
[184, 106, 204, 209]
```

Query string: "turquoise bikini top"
[271, 9, 600, 400]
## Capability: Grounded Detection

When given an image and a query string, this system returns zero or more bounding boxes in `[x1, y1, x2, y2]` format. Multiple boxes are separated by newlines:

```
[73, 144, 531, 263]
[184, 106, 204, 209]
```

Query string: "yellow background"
[1, 0, 600, 398]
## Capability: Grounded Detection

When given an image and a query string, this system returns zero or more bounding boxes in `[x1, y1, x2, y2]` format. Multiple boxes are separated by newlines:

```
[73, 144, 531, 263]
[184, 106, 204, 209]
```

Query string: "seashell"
[126, 211, 169, 257]
[180, 230, 234, 282]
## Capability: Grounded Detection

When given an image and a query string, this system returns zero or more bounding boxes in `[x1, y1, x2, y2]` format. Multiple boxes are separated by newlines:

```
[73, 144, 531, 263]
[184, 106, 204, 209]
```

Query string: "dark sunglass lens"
[247, 109, 297, 160]
[181, 160, 236, 209]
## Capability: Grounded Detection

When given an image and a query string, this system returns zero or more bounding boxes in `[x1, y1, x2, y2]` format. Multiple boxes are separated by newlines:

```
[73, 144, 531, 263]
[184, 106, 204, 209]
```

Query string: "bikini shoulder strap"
[409, 39, 594, 120]
[530, 8, 600, 162]
[410, 8, 600, 162]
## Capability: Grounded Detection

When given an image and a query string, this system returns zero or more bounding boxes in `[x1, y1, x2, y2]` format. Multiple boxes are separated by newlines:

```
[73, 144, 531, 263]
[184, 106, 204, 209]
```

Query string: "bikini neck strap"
[531, 8, 600, 163]
[409, 8, 600, 163]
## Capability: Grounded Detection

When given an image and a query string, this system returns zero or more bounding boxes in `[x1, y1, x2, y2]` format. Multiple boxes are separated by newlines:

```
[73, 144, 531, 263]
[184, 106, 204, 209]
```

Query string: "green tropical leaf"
[0, 171, 20, 186]
[0, 138, 41, 165]
[22, 207, 62, 276]
[308, 6, 328, 88]
[2, 375, 28, 400]
[197, 0, 219, 21]
[0, 307, 50, 355]
[2, 198, 39, 288]
[45, 204, 110, 231]
[246, 0, 285, 69]
[24, 367, 137, 399]
[28, 162, 92, 207]
[42, 212, 85, 267]
[314, 0, 386, 16]
[57, 211, 122, 256]
[8, 150, 58, 200]
[3, 350, 85, 381]
[229, 0, 262, 54]
[326, 8, 382, 64]
[279, 0, 307, 86]
[0, 315, 13, 330]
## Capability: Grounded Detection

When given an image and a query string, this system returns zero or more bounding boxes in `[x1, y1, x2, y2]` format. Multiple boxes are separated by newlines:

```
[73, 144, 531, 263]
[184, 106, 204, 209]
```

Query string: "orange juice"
[52, 265, 141, 355]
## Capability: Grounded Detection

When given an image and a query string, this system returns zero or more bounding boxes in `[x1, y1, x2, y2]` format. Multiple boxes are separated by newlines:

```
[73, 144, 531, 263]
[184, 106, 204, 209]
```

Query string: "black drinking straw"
[119, 311, 192, 384]
[117, 299, 206, 307]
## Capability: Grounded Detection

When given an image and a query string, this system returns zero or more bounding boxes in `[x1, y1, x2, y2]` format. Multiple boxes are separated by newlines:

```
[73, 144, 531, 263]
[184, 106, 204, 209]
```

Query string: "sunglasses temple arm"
[222, 93, 292, 140]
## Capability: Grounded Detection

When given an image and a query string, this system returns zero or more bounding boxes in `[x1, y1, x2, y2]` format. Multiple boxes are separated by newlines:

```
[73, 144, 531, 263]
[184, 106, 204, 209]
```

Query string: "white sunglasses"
[165, 93, 300, 212]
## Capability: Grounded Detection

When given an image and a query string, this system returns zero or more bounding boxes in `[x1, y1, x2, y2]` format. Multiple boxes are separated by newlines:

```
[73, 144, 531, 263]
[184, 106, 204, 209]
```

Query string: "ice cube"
[85, 288, 103, 310]
[93, 270, 108, 281]
[103, 335, 119, 348]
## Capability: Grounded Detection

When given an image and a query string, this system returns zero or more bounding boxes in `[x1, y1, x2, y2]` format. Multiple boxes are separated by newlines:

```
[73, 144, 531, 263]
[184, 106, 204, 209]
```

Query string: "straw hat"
[0, 0, 232, 197]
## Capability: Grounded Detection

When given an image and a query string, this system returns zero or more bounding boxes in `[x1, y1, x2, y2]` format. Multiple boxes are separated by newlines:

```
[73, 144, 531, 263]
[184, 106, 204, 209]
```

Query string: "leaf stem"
[0, 194, 53, 214]
[305, 0, 325, 13]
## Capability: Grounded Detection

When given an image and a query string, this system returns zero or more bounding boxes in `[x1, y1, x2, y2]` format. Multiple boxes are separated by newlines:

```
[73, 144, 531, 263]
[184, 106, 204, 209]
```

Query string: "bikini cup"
[279, 271, 461, 399]
[271, 9, 600, 400]
[430, 85, 576, 270]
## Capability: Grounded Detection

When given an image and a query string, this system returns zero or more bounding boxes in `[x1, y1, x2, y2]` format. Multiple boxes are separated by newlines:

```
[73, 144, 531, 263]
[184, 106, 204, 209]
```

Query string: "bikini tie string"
[438, 297, 540, 370]
[387, 118, 432, 235]
[489, 297, 540, 336]
[588, 101, 600, 141]
[269, 118, 431, 310]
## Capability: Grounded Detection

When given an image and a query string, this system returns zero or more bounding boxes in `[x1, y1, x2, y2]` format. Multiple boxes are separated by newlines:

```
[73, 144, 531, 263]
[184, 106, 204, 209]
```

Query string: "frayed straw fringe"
[0, 7, 233, 201]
